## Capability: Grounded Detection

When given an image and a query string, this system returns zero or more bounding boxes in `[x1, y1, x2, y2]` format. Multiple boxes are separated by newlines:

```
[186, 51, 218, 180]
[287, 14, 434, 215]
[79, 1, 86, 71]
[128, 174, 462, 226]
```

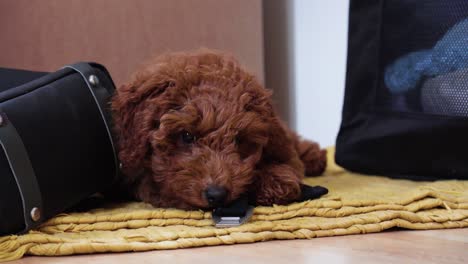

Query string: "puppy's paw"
[297, 140, 327, 176]
[254, 164, 302, 206]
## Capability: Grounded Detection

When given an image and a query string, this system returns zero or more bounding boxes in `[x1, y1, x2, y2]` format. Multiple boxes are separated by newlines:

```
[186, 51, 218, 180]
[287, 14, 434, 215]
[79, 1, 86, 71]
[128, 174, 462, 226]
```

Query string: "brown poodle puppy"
[112, 50, 327, 210]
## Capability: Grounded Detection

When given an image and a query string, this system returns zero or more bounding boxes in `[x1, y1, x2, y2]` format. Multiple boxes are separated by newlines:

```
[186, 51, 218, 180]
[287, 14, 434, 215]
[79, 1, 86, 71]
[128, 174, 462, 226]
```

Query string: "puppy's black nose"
[204, 186, 227, 207]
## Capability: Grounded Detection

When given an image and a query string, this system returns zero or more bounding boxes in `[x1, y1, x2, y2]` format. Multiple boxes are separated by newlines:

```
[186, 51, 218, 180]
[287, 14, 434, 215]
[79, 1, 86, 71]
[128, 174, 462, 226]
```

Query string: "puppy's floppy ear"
[263, 116, 301, 165]
[112, 80, 173, 181]
[243, 87, 296, 162]
[241, 85, 299, 163]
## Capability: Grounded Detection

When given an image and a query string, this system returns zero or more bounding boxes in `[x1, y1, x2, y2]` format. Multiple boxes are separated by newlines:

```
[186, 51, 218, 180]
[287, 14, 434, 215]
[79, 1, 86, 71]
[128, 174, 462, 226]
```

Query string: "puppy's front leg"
[253, 162, 303, 206]
[288, 131, 327, 176]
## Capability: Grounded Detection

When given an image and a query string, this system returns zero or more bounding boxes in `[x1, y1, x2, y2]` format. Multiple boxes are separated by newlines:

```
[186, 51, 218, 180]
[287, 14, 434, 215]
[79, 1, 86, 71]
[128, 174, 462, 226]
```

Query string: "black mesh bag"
[335, 0, 468, 180]
[0, 63, 118, 235]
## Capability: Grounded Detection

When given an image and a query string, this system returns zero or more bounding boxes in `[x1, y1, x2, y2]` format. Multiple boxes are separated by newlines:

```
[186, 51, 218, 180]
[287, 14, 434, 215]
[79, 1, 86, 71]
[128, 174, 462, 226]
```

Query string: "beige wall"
[0, 0, 264, 87]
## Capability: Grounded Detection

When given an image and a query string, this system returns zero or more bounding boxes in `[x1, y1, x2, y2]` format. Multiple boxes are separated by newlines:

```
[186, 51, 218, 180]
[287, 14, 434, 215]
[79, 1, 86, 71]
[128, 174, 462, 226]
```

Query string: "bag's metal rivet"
[119, 162, 123, 170]
[88, 75, 99, 87]
[30, 207, 41, 222]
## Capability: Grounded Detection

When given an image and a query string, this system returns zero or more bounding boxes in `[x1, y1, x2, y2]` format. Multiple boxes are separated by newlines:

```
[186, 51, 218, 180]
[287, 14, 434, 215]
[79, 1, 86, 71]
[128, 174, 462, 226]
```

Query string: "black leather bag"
[0, 63, 118, 235]
[335, 0, 468, 180]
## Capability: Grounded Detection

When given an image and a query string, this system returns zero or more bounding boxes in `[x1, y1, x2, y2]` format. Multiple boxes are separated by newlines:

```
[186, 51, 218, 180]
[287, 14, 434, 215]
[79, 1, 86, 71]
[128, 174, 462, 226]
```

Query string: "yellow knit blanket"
[1, 148, 467, 262]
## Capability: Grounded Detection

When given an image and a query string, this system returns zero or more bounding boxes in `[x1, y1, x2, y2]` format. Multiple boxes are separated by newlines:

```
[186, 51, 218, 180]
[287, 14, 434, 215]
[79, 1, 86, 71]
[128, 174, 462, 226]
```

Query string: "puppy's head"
[113, 50, 279, 209]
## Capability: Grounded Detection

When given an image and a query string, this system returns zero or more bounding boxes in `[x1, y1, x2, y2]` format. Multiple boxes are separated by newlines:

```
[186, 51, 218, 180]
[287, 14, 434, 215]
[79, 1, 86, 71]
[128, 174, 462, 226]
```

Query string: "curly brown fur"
[112, 49, 327, 210]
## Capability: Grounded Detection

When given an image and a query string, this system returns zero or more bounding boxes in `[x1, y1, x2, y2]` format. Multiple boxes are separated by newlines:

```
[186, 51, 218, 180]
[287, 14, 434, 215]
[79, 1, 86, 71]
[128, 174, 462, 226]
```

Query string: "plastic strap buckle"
[212, 195, 254, 228]
[212, 206, 254, 228]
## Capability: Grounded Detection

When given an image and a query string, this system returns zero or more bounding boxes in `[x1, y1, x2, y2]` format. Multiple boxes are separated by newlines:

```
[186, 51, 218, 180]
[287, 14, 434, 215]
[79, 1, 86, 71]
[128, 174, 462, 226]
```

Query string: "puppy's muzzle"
[204, 186, 227, 207]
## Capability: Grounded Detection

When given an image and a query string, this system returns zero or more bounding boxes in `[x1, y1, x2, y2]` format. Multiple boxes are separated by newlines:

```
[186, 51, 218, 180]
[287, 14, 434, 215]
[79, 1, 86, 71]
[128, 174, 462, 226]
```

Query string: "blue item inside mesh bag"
[384, 18, 468, 94]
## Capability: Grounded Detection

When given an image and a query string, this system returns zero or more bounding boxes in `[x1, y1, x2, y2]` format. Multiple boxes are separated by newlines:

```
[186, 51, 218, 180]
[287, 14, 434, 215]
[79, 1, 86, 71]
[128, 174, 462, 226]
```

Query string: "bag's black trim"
[0, 112, 43, 233]
[62, 62, 120, 180]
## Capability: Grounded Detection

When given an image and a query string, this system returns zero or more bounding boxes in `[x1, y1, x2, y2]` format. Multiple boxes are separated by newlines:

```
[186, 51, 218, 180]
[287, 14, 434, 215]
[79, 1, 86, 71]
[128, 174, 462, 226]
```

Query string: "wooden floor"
[14, 228, 468, 264]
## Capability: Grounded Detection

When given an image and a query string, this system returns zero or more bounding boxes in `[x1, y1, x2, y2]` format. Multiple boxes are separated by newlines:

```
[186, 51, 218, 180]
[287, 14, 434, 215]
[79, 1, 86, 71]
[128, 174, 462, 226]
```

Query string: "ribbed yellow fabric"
[1, 148, 467, 262]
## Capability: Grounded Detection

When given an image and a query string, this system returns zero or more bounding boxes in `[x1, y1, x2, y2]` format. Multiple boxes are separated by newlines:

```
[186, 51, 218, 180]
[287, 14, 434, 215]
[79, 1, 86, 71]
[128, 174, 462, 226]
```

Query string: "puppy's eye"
[180, 130, 196, 144]
[153, 120, 160, 129]
[235, 135, 256, 159]
[234, 136, 241, 146]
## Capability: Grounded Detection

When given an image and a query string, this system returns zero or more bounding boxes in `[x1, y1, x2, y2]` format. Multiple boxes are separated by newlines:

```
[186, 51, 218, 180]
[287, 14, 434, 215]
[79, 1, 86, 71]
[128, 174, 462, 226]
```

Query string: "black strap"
[62, 63, 120, 180]
[212, 184, 328, 227]
[213, 194, 250, 217]
[299, 184, 329, 201]
[0, 112, 43, 232]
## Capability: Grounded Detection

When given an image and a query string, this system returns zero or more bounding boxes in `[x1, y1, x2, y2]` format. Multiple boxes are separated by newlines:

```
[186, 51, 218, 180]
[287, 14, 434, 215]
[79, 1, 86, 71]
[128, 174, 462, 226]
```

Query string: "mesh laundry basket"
[335, 0, 468, 180]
